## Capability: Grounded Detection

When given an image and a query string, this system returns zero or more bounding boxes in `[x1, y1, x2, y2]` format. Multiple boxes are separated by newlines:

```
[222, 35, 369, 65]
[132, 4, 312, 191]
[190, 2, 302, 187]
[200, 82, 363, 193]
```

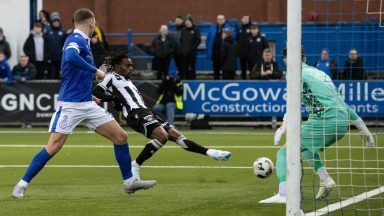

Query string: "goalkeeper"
[259, 48, 375, 204]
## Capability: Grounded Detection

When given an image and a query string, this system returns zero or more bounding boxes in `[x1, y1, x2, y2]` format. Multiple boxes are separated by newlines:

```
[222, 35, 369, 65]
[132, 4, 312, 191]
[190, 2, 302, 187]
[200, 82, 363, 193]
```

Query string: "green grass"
[0, 127, 383, 216]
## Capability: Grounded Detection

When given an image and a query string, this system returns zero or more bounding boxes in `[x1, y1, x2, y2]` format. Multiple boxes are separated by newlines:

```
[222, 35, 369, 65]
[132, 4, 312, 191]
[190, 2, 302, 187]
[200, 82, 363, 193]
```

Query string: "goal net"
[287, 0, 384, 215]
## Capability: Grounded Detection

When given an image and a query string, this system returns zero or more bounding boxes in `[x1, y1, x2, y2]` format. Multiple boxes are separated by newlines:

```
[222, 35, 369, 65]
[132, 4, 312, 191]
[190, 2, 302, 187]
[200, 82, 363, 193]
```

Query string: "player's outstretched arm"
[65, 48, 97, 73]
[345, 103, 376, 147]
[92, 85, 115, 102]
[274, 114, 287, 146]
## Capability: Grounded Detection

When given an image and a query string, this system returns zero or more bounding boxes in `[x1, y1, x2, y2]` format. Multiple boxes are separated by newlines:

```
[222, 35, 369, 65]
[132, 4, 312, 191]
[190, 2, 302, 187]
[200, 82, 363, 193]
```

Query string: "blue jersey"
[59, 29, 96, 102]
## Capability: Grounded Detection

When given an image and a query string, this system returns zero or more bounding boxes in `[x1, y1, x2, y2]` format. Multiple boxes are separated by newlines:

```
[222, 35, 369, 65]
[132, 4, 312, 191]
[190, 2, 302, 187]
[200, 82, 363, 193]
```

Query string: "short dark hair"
[175, 15, 184, 20]
[33, 22, 43, 28]
[282, 47, 305, 61]
[104, 51, 129, 72]
[73, 8, 94, 24]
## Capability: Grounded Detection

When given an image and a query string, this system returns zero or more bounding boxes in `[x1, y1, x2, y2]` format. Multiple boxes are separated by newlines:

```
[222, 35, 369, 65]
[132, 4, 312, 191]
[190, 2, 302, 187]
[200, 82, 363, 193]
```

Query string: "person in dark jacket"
[340, 48, 366, 80]
[38, 10, 52, 35]
[314, 48, 338, 79]
[12, 55, 37, 82]
[23, 22, 50, 79]
[0, 27, 11, 60]
[0, 51, 12, 85]
[151, 25, 173, 79]
[250, 48, 282, 80]
[247, 23, 269, 72]
[206, 15, 235, 80]
[221, 29, 237, 80]
[47, 12, 66, 79]
[90, 32, 106, 68]
[152, 70, 183, 125]
[236, 15, 252, 79]
[179, 15, 201, 80]
[170, 15, 185, 74]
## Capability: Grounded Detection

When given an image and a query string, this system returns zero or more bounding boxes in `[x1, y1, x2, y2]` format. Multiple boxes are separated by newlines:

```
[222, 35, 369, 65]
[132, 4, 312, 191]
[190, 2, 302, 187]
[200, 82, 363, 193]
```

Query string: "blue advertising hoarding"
[181, 81, 384, 117]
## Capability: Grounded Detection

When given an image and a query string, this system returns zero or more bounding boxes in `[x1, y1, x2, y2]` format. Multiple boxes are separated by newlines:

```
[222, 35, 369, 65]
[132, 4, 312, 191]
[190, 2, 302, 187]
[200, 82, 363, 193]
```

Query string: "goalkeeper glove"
[351, 117, 376, 148]
[274, 114, 287, 146]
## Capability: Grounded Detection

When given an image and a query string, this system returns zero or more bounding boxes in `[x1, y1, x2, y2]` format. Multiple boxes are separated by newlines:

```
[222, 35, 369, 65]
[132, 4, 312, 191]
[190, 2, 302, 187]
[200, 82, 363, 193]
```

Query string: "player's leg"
[167, 127, 232, 161]
[95, 120, 156, 193]
[12, 132, 68, 198]
[131, 126, 169, 179]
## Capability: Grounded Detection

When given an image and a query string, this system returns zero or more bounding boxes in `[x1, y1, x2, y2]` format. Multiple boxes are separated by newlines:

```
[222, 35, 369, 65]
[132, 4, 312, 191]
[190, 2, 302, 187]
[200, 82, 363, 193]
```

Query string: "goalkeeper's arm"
[346, 103, 376, 147]
[274, 114, 287, 146]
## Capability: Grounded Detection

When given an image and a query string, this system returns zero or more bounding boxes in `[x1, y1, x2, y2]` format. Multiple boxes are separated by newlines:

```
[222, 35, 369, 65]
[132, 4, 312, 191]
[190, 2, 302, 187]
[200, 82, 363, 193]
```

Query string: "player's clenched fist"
[96, 69, 106, 81]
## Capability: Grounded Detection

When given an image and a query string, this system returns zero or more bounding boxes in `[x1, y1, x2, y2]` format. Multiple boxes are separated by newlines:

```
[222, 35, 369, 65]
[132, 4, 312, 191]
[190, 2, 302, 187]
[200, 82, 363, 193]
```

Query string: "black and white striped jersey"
[98, 73, 147, 117]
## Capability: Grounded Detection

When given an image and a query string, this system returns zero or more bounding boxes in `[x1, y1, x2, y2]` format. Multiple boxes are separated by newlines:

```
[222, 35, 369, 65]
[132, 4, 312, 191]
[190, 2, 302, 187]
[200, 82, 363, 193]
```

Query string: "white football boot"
[259, 193, 287, 204]
[12, 185, 27, 198]
[124, 179, 157, 194]
[316, 177, 336, 199]
[207, 149, 232, 161]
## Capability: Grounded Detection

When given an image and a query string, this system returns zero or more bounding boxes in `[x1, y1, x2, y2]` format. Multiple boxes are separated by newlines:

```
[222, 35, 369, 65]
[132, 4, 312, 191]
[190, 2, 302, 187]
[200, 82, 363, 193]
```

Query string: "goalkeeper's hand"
[274, 114, 287, 146]
[352, 118, 376, 148]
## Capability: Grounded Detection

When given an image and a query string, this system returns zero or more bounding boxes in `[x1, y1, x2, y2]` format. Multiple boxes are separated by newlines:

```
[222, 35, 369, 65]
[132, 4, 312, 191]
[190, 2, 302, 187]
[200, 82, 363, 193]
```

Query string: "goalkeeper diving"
[259, 48, 376, 204]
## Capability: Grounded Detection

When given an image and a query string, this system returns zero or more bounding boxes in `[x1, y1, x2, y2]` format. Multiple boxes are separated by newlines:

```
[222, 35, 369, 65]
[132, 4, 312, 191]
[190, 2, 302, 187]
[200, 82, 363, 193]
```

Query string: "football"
[253, 157, 274, 179]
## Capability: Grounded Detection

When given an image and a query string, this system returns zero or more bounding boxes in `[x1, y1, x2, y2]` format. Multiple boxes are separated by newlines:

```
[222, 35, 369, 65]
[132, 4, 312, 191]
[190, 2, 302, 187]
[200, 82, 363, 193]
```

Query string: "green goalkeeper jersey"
[301, 63, 359, 121]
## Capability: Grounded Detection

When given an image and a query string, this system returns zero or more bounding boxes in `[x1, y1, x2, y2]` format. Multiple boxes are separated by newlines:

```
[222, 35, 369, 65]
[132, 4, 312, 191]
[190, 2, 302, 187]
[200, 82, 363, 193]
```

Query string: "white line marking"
[305, 186, 384, 216]
[0, 144, 381, 149]
[0, 165, 383, 170]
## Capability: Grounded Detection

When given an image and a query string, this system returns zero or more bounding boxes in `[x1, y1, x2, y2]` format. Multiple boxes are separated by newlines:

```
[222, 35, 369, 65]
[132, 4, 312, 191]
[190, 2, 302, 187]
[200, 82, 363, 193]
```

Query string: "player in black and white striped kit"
[93, 53, 232, 181]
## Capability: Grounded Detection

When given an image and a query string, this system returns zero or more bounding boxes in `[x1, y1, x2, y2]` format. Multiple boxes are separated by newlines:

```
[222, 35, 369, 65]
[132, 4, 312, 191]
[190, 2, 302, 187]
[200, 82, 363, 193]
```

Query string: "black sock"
[176, 137, 208, 155]
[136, 139, 163, 165]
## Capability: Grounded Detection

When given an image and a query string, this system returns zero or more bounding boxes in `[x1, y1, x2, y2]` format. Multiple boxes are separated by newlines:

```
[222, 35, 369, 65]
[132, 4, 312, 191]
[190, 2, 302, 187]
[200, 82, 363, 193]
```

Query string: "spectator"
[179, 15, 201, 80]
[314, 48, 337, 79]
[247, 23, 268, 72]
[0, 27, 11, 59]
[250, 48, 282, 80]
[23, 22, 50, 79]
[341, 48, 366, 80]
[151, 25, 173, 79]
[206, 15, 235, 80]
[152, 70, 183, 125]
[236, 15, 252, 80]
[94, 24, 109, 50]
[38, 10, 52, 35]
[90, 32, 106, 68]
[170, 15, 185, 74]
[221, 29, 237, 80]
[12, 55, 37, 82]
[0, 51, 12, 85]
[47, 12, 66, 79]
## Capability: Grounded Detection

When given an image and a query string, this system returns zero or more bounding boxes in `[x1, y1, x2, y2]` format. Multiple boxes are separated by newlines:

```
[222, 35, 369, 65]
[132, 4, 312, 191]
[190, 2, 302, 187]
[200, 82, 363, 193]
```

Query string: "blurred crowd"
[0, 11, 370, 85]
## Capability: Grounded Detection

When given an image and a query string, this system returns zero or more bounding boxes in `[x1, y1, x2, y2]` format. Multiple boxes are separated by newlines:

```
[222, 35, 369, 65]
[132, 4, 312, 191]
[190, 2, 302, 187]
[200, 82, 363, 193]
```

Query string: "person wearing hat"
[246, 23, 269, 73]
[0, 27, 11, 60]
[47, 12, 67, 79]
[152, 70, 183, 125]
[221, 28, 237, 80]
[178, 15, 201, 80]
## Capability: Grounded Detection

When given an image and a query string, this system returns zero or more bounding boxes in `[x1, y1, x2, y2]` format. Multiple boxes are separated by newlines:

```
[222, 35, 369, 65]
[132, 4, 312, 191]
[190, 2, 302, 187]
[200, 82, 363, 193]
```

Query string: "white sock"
[124, 176, 135, 185]
[17, 179, 29, 188]
[317, 166, 330, 183]
[132, 160, 140, 168]
[279, 181, 287, 196]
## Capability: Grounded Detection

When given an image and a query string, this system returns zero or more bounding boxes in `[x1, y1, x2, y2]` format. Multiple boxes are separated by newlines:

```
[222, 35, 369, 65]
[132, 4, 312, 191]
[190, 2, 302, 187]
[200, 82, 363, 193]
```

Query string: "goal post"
[286, 0, 303, 215]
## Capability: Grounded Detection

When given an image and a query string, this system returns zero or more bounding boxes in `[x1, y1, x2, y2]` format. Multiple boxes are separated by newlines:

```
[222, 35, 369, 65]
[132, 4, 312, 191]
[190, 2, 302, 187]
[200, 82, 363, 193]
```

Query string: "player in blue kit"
[12, 8, 156, 198]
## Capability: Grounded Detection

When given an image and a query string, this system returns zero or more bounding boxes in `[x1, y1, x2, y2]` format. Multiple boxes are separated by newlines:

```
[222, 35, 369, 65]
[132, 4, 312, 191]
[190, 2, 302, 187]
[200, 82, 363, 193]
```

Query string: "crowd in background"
[0, 10, 370, 85]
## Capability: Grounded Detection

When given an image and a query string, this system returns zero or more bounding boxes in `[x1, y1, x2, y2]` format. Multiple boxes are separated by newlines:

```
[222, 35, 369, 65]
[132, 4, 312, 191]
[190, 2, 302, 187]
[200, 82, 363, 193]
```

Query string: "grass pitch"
[0, 127, 382, 216]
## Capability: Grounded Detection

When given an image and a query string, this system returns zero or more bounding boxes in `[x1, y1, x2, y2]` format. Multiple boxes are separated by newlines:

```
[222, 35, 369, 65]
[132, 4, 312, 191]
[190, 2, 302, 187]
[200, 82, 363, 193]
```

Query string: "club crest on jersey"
[59, 115, 69, 129]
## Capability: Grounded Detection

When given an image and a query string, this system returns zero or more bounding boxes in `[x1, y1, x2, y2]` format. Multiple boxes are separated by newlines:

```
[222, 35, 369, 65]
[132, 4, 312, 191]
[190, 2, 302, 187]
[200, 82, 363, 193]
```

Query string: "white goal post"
[286, 0, 303, 215]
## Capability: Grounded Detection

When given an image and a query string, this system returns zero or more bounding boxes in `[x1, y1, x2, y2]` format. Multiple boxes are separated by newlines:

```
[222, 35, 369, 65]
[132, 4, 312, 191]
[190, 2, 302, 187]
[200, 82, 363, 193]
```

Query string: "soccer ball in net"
[253, 157, 274, 179]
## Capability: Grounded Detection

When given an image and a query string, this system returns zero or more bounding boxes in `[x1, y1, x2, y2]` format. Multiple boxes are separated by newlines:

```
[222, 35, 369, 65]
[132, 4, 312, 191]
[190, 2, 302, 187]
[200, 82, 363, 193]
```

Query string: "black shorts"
[126, 108, 172, 138]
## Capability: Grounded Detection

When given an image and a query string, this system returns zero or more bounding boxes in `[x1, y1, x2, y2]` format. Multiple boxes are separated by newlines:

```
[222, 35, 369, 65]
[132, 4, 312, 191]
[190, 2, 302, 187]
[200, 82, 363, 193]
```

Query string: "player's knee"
[114, 131, 128, 144]
[157, 132, 169, 144]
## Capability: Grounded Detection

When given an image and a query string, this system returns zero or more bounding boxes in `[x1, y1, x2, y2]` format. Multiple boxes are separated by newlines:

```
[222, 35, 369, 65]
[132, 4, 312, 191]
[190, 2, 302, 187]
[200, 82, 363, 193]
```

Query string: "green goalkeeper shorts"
[301, 117, 348, 154]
